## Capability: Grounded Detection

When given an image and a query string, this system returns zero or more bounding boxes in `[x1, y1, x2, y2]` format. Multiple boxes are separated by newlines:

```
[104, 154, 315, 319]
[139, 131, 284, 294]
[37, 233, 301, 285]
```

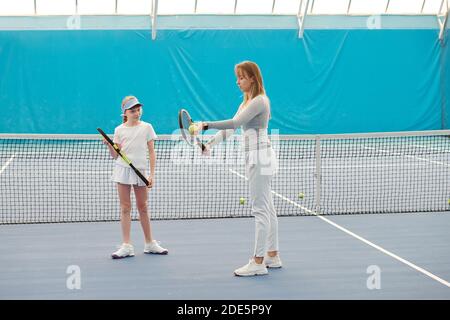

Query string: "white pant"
[246, 148, 279, 257]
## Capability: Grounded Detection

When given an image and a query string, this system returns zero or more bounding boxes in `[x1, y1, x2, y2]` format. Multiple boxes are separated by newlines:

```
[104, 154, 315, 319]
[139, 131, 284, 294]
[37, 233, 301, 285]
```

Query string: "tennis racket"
[178, 109, 206, 151]
[97, 127, 150, 187]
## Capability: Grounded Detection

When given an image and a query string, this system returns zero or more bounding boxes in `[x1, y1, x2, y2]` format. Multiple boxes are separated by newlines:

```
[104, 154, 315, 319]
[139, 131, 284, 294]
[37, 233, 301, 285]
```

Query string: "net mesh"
[1, 131, 449, 224]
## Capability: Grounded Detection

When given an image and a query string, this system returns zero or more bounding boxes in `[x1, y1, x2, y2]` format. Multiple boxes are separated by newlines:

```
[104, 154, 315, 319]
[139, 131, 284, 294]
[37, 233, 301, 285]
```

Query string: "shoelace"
[115, 244, 132, 250]
[153, 241, 169, 252]
[147, 240, 164, 247]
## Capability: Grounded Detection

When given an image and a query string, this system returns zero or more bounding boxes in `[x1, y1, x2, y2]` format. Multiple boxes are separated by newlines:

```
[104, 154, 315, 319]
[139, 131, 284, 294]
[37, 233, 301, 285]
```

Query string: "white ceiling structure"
[0, 0, 448, 42]
[0, 0, 448, 16]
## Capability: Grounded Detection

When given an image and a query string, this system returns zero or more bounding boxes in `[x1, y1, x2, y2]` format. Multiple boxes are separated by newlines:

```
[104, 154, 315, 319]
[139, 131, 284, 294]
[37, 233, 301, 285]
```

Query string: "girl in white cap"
[193, 61, 281, 276]
[104, 95, 168, 259]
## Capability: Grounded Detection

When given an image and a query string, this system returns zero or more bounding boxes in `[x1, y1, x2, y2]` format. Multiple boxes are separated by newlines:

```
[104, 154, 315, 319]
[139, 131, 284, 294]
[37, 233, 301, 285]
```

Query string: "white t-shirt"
[113, 121, 157, 170]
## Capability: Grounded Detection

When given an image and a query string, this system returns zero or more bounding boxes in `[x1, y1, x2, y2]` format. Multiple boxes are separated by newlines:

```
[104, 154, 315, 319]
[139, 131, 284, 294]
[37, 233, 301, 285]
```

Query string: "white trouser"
[246, 148, 279, 257]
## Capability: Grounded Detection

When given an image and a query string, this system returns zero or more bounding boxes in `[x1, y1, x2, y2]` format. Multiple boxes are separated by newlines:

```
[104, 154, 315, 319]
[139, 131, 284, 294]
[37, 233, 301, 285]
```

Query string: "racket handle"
[129, 163, 150, 187]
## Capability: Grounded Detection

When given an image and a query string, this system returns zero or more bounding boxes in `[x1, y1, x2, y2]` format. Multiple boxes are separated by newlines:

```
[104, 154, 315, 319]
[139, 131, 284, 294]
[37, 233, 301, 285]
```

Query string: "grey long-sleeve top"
[205, 95, 271, 152]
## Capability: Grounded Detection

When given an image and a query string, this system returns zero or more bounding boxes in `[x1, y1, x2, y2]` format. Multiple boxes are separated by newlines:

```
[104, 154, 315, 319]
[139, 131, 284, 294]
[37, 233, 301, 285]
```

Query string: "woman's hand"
[189, 123, 200, 136]
[202, 144, 211, 156]
[192, 122, 209, 135]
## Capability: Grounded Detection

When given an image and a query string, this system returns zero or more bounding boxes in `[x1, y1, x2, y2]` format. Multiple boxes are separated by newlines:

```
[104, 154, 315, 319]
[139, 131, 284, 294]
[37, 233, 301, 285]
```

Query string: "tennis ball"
[188, 124, 197, 135]
[448, 198, 450, 205]
[298, 192, 305, 199]
[239, 197, 246, 205]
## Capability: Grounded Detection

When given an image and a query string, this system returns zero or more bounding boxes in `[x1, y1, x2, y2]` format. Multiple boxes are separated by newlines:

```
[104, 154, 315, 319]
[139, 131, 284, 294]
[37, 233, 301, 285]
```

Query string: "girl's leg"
[117, 183, 132, 244]
[133, 185, 152, 243]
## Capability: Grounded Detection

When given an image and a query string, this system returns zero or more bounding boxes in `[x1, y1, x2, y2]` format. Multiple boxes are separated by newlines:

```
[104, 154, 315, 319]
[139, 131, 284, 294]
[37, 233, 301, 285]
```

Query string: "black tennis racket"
[178, 109, 206, 151]
[97, 127, 150, 187]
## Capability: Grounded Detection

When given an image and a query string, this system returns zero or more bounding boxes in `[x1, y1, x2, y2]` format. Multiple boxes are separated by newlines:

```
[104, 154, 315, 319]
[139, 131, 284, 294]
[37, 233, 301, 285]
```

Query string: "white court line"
[414, 144, 450, 153]
[278, 163, 434, 170]
[364, 146, 450, 168]
[228, 168, 450, 289]
[0, 155, 15, 175]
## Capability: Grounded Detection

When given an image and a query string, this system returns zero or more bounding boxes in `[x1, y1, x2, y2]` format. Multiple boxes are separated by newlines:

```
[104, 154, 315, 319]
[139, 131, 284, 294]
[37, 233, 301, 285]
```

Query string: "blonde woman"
[104, 96, 168, 259]
[194, 61, 281, 276]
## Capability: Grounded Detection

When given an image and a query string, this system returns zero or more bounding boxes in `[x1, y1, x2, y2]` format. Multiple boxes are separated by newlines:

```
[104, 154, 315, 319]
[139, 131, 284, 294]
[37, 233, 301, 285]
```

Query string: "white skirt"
[112, 164, 148, 187]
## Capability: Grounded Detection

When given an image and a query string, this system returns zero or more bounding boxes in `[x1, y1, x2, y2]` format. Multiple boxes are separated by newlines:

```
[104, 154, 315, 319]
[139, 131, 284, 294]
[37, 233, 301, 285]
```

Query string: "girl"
[194, 61, 281, 276]
[105, 95, 168, 259]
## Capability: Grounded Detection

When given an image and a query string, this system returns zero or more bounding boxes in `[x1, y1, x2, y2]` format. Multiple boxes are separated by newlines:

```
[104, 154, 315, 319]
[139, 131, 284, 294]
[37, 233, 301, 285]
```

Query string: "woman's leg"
[266, 190, 279, 257]
[133, 185, 152, 244]
[117, 183, 132, 244]
[248, 164, 273, 263]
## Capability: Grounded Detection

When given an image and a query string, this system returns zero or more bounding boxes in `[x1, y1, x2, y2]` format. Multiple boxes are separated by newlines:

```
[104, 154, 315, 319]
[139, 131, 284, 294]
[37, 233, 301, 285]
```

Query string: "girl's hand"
[147, 176, 154, 189]
[103, 139, 119, 159]
[202, 144, 211, 156]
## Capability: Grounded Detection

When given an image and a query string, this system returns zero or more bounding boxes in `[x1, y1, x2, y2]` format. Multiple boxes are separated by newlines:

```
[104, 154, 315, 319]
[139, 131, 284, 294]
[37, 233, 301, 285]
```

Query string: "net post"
[315, 135, 321, 213]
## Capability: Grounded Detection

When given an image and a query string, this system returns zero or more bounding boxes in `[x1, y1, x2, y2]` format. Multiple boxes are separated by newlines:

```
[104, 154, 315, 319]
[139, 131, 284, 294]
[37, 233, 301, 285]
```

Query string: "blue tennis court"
[1, 214, 449, 299]
[1, 0, 450, 303]
[1, 132, 450, 299]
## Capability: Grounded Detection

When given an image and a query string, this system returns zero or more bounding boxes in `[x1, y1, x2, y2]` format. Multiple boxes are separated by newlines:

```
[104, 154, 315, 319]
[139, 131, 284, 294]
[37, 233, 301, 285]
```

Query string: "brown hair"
[235, 61, 266, 104]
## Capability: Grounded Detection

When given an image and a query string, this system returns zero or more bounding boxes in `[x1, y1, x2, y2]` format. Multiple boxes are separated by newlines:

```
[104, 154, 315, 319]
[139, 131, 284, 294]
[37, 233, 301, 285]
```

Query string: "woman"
[194, 61, 281, 276]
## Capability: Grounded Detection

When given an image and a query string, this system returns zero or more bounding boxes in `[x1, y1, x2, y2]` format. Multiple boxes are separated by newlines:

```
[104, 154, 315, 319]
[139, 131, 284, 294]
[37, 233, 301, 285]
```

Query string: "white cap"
[121, 97, 142, 116]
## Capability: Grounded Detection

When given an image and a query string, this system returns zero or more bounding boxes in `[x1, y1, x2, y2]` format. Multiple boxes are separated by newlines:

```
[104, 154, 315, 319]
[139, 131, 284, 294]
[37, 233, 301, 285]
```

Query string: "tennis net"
[1, 130, 449, 224]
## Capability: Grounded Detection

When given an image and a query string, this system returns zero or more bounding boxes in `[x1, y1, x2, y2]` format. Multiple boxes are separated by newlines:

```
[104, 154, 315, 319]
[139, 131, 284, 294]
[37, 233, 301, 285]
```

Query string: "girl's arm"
[104, 140, 119, 159]
[148, 140, 156, 186]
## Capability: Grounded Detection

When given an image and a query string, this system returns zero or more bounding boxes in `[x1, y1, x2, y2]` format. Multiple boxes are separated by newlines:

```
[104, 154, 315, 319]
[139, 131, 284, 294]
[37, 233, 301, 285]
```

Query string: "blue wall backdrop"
[0, 29, 445, 134]
[444, 25, 450, 130]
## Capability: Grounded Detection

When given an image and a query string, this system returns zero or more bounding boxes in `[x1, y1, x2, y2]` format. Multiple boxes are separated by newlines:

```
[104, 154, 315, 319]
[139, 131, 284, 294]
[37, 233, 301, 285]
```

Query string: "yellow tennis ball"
[298, 192, 305, 199]
[239, 197, 246, 205]
[188, 124, 197, 135]
[448, 198, 450, 205]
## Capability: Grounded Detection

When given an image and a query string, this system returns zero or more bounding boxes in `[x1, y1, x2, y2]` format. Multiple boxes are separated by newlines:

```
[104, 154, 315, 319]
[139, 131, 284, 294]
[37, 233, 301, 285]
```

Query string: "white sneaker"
[111, 243, 135, 259]
[264, 254, 282, 268]
[144, 240, 168, 255]
[234, 259, 268, 277]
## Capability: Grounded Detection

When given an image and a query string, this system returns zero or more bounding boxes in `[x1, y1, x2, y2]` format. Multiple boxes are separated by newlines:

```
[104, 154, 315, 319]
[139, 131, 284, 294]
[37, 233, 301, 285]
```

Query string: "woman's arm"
[205, 129, 235, 149]
[204, 96, 265, 130]
[203, 102, 246, 148]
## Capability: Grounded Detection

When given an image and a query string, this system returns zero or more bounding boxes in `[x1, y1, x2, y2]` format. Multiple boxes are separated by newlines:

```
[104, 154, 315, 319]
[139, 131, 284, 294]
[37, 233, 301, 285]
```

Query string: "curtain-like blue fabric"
[443, 27, 449, 129]
[0, 29, 442, 134]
